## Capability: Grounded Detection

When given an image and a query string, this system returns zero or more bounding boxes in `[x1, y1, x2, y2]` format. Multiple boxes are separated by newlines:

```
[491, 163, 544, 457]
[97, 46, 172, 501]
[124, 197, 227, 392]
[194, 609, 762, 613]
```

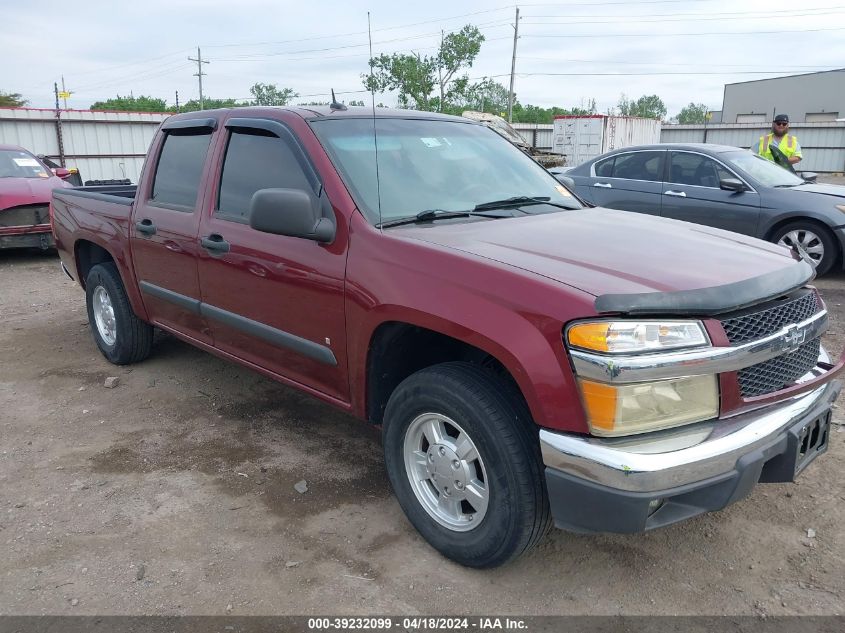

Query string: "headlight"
[566, 320, 717, 437]
[578, 375, 719, 437]
[567, 320, 709, 353]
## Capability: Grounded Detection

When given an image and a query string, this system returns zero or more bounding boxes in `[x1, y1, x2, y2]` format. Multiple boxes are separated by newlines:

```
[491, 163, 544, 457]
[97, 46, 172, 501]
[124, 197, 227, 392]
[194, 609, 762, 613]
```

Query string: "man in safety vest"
[754, 114, 802, 165]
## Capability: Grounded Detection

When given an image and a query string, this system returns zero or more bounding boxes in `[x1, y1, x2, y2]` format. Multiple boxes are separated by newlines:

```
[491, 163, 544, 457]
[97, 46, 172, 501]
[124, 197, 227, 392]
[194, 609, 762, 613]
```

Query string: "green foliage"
[0, 91, 28, 107]
[90, 95, 169, 112]
[676, 102, 710, 124]
[363, 24, 484, 112]
[444, 77, 511, 115]
[179, 98, 244, 112]
[365, 51, 437, 110]
[616, 94, 667, 120]
[249, 83, 298, 106]
[510, 99, 598, 124]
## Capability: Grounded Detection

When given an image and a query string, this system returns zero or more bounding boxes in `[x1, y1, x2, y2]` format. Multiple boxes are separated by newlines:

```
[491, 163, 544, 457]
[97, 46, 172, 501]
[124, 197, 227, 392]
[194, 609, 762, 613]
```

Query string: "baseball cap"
[774, 114, 789, 123]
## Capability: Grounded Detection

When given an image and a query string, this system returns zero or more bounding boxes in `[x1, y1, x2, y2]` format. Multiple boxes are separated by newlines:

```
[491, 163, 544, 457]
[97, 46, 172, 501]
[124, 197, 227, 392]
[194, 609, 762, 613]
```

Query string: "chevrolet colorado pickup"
[51, 106, 843, 568]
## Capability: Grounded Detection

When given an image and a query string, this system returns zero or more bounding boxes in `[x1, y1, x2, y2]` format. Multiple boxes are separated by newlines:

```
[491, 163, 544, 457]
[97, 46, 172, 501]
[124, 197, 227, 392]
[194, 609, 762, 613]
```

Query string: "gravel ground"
[1, 237, 845, 616]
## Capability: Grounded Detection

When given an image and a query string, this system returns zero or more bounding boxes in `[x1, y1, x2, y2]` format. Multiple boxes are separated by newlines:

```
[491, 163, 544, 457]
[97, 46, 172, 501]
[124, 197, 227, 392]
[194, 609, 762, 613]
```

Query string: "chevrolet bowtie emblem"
[782, 324, 807, 353]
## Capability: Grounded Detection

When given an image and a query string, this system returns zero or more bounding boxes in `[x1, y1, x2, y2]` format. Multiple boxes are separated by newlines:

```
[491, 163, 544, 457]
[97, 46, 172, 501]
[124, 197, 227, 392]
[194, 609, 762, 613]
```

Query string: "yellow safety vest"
[757, 133, 800, 162]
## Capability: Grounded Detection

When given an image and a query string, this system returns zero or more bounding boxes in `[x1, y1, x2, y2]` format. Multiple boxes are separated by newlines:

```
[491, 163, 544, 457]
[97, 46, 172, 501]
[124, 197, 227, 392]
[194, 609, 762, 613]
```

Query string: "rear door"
[661, 151, 760, 235]
[130, 118, 218, 344]
[195, 117, 349, 402]
[586, 150, 665, 216]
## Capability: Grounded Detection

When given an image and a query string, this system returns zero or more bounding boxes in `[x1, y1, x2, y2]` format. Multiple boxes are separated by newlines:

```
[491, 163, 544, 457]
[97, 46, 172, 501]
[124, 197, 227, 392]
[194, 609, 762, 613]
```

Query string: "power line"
[209, 23, 512, 61]
[203, 5, 516, 49]
[524, 26, 845, 38]
[523, 4, 845, 19]
[521, 10, 845, 26]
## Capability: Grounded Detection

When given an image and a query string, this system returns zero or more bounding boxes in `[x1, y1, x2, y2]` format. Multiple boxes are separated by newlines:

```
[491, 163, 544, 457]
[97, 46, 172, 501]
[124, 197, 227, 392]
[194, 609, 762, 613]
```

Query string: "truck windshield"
[723, 151, 804, 188]
[0, 150, 51, 179]
[311, 117, 580, 225]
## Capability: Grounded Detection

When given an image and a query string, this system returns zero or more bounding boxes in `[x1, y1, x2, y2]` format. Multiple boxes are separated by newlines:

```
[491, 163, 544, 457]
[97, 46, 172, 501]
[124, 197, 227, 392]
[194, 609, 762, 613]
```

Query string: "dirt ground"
[2, 218, 845, 615]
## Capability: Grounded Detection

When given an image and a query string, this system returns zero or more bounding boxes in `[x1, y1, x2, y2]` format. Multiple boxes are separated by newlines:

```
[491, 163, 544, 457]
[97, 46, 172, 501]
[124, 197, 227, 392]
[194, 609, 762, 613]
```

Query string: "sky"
[3, 0, 845, 117]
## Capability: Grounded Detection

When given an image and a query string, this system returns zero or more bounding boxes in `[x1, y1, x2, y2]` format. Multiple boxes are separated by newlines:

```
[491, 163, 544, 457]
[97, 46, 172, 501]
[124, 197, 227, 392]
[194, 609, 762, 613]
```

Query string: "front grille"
[738, 337, 821, 398]
[0, 205, 50, 228]
[721, 291, 820, 344]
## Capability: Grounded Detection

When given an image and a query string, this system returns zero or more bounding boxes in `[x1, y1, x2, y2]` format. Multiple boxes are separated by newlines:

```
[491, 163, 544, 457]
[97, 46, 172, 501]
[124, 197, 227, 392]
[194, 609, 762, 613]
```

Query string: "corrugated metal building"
[0, 107, 170, 183]
[721, 69, 845, 124]
[660, 122, 845, 173]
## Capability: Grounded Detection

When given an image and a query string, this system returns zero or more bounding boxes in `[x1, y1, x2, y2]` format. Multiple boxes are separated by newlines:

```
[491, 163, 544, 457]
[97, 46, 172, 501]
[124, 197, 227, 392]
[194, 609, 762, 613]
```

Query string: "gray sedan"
[555, 144, 845, 274]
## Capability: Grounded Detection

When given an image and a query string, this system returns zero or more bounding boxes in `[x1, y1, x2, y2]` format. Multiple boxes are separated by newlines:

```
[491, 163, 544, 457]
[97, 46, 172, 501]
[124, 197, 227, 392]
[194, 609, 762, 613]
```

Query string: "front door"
[661, 151, 761, 235]
[196, 118, 349, 402]
[130, 120, 218, 344]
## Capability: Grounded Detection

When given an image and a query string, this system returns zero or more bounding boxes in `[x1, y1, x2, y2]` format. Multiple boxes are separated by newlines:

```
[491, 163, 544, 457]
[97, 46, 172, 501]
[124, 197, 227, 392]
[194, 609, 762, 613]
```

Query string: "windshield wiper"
[473, 196, 577, 212]
[377, 208, 513, 229]
[773, 184, 799, 188]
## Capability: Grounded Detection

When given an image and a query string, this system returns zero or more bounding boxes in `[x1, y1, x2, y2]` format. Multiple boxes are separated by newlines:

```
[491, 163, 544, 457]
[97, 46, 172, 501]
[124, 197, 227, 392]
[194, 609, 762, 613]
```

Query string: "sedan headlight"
[566, 320, 717, 437]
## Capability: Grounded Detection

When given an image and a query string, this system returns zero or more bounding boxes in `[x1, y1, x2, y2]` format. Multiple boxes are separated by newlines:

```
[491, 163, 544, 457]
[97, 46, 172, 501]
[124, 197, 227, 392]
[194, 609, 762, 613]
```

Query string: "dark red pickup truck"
[52, 106, 843, 567]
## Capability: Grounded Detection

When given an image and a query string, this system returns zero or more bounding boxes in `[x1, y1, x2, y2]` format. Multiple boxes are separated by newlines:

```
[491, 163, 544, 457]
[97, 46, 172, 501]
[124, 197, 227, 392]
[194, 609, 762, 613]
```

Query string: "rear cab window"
[150, 130, 213, 211]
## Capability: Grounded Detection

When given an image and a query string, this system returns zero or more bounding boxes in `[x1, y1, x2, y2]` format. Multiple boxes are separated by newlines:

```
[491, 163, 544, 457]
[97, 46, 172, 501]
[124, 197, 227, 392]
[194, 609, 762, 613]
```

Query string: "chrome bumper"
[540, 370, 841, 493]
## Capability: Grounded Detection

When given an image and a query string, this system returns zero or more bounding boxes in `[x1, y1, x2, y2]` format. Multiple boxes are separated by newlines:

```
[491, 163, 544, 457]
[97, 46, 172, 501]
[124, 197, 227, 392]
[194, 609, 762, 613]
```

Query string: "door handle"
[664, 190, 687, 198]
[135, 219, 157, 235]
[201, 234, 230, 254]
[593, 182, 612, 188]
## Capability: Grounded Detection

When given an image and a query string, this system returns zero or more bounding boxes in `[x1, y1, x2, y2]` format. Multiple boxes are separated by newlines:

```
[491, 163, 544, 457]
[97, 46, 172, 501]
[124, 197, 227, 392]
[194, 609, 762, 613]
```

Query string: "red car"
[0, 144, 73, 250]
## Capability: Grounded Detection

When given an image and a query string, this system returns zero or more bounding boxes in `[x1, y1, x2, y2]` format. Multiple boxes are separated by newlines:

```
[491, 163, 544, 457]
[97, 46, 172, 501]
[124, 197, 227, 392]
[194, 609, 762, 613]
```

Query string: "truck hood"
[396, 207, 804, 312]
[0, 176, 66, 211]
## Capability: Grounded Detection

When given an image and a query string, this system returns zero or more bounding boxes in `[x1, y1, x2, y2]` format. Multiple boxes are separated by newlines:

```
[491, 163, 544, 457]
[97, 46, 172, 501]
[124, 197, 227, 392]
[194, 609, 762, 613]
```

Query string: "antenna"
[330, 89, 347, 111]
[368, 11, 383, 229]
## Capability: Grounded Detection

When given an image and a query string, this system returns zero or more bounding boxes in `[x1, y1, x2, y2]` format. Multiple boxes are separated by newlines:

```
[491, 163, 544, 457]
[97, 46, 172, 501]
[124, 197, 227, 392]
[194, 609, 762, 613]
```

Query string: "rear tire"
[382, 362, 551, 568]
[85, 262, 153, 364]
[772, 221, 838, 276]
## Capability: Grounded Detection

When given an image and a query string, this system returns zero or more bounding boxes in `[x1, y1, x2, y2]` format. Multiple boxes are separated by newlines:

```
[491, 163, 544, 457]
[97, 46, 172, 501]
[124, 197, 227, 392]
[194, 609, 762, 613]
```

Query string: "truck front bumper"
[540, 376, 841, 534]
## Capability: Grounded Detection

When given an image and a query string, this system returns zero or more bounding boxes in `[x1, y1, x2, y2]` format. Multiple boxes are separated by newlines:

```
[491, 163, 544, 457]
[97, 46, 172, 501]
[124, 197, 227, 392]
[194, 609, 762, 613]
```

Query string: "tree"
[365, 51, 437, 110]
[0, 91, 27, 107]
[90, 95, 169, 112]
[249, 83, 298, 106]
[363, 24, 484, 112]
[617, 94, 667, 120]
[451, 77, 510, 115]
[676, 102, 710, 124]
[180, 98, 244, 112]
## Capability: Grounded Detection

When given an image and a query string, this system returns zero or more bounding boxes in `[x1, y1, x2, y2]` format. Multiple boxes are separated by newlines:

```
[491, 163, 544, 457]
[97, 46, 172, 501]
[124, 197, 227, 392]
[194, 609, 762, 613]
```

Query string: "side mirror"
[54, 168, 72, 180]
[249, 188, 335, 243]
[556, 175, 576, 190]
[800, 172, 818, 184]
[719, 177, 746, 192]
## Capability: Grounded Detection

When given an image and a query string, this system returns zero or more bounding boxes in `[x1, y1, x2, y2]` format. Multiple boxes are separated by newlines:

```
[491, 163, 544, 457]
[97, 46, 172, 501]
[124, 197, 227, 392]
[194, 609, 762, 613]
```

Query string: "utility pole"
[188, 47, 210, 110]
[53, 82, 66, 167]
[61, 75, 69, 109]
[175, 90, 180, 113]
[507, 7, 520, 123]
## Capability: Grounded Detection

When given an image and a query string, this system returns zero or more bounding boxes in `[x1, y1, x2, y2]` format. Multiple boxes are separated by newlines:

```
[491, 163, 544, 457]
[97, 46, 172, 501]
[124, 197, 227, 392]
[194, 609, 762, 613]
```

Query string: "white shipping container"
[552, 116, 661, 166]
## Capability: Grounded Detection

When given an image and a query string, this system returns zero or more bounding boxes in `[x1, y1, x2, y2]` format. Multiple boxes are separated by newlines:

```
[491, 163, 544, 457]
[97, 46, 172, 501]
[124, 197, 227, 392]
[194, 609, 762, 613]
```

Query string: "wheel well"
[75, 240, 115, 288]
[366, 322, 528, 425]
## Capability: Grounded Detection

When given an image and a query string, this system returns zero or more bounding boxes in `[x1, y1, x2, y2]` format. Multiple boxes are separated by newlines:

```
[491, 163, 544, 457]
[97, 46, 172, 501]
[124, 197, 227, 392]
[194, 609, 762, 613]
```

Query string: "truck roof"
[163, 106, 475, 124]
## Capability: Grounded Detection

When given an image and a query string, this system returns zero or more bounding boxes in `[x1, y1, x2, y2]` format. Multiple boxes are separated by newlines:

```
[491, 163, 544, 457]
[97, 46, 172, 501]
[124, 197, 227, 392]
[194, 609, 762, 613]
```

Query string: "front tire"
[772, 221, 838, 275]
[85, 262, 153, 364]
[382, 362, 550, 568]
